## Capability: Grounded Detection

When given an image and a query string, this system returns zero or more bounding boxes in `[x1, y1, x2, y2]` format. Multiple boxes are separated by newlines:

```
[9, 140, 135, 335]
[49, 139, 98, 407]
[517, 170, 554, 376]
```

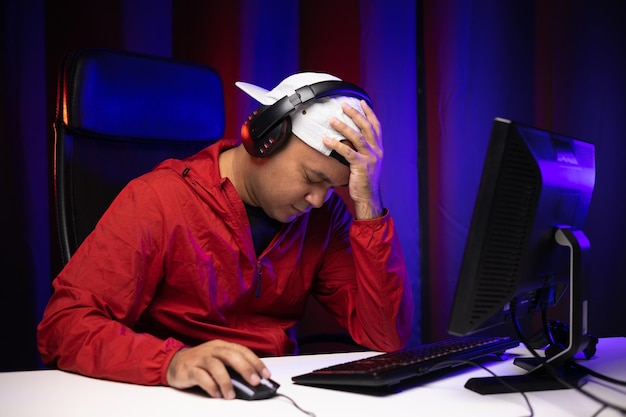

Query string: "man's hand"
[166, 339, 271, 400]
[323, 100, 384, 220]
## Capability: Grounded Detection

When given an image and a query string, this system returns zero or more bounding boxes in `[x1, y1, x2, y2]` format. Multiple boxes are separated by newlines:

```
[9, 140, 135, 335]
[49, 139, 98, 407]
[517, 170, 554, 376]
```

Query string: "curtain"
[422, 0, 626, 341]
[1, 0, 419, 370]
[4, 0, 625, 373]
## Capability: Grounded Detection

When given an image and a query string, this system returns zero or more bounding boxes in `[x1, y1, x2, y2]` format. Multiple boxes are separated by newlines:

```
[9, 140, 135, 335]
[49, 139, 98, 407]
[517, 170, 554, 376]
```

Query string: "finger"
[345, 101, 382, 151]
[333, 104, 381, 154]
[205, 362, 237, 400]
[212, 342, 271, 384]
[322, 136, 360, 165]
[178, 354, 235, 399]
[340, 102, 376, 137]
[190, 365, 228, 399]
[358, 100, 382, 138]
[329, 117, 370, 153]
[337, 104, 371, 136]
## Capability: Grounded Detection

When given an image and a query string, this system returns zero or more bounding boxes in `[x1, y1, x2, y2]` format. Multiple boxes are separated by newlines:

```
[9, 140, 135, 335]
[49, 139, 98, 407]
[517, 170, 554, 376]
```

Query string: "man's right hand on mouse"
[166, 339, 272, 400]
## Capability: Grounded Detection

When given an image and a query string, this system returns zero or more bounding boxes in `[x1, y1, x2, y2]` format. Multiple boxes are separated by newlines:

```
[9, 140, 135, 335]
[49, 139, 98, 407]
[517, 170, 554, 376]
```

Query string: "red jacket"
[37, 140, 413, 386]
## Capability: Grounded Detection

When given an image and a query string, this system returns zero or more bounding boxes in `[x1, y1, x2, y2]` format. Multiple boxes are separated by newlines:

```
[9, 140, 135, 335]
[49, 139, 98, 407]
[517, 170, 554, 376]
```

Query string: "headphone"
[240, 80, 373, 159]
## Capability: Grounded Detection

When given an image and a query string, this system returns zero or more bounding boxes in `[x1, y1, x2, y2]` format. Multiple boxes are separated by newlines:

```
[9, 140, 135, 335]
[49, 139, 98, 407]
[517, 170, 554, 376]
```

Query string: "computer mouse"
[227, 367, 280, 400]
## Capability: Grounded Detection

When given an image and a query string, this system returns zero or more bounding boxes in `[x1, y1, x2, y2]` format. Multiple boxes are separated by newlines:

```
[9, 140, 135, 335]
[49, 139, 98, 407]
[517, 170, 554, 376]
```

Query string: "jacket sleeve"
[37, 177, 185, 386]
[313, 205, 414, 352]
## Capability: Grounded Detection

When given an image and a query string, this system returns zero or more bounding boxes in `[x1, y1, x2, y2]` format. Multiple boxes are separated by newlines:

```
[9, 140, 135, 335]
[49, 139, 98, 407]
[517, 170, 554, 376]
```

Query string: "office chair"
[54, 47, 225, 264]
[53, 47, 362, 354]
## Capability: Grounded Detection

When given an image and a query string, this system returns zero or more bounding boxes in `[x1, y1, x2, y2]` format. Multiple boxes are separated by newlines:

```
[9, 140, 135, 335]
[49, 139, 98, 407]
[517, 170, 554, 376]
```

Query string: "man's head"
[229, 72, 372, 223]
[236, 72, 371, 163]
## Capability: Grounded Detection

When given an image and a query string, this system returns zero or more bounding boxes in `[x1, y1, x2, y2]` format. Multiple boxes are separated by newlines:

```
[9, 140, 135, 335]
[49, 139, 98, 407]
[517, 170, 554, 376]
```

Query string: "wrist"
[354, 200, 384, 220]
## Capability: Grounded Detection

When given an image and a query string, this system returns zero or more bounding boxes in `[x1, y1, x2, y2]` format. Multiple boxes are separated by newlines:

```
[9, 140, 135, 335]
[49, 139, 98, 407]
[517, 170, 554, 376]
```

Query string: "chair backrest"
[54, 48, 225, 264]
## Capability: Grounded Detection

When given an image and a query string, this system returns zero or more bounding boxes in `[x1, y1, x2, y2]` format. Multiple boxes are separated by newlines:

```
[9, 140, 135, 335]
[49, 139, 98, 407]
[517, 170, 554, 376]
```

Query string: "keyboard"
[292, 335, 519, 394]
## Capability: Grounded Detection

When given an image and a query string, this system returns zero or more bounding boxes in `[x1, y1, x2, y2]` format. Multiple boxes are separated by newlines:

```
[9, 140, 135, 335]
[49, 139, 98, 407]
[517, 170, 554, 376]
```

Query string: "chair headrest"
[60, 48, 225, 141]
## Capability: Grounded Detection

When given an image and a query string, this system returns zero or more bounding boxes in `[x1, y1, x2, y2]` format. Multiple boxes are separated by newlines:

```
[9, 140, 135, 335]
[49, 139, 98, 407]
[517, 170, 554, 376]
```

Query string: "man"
[38, 72, 413, 400]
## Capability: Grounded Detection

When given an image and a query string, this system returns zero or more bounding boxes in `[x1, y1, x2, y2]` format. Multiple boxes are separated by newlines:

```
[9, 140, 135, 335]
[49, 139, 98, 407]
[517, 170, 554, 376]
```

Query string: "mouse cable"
[276, 393, 316, 417]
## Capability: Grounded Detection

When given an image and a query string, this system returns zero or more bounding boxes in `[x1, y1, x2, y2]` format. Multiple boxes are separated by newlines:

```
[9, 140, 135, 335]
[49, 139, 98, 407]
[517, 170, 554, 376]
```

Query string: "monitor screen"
[447, 118, 596, 393]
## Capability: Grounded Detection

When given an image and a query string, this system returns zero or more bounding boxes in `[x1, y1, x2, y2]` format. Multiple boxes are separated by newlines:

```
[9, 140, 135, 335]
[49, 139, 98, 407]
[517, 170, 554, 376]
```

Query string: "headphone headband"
[241, 79, 372, 160]
[246, 80, 372, 143]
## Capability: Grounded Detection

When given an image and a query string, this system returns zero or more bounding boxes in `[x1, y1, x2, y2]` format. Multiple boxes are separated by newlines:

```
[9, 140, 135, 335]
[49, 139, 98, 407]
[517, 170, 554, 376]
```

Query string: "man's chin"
[279, 213, 299, 223]
[280, 211, 302, 224]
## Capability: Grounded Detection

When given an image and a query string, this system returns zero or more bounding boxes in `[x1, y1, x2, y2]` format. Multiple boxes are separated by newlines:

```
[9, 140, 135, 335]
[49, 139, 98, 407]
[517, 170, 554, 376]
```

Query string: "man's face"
[247, 135, 350, 223]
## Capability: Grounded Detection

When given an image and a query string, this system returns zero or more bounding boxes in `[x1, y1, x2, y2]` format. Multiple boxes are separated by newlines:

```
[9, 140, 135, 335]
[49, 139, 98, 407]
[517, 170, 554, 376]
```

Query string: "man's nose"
[305, 184, 333, 208]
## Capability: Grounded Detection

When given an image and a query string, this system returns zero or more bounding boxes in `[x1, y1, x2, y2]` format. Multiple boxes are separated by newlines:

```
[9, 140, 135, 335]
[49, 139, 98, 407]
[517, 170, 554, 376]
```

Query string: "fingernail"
[225, 389, 235, 400]
[250, 373, 260, 385]
[261, 368, 271, 379]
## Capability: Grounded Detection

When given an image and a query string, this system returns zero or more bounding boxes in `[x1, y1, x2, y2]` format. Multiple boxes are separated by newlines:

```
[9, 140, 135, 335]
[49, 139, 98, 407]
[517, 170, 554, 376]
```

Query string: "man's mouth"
[292, 205, 308, 215]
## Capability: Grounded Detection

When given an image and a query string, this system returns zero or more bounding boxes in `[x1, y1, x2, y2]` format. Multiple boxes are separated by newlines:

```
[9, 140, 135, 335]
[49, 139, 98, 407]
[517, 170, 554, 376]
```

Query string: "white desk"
[1, 338, 625, 417]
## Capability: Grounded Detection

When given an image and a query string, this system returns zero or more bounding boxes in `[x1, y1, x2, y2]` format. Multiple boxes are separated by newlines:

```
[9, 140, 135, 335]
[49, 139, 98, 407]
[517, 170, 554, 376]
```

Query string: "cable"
[510, 310, 626, 415]
[541, 309, 558, 347]
[590, 404, 608, 417]
[572, 362, 626, 387]
[276, 393, 317, 417]
[430, 358, 534, 417]
[539, 310, 623, 387]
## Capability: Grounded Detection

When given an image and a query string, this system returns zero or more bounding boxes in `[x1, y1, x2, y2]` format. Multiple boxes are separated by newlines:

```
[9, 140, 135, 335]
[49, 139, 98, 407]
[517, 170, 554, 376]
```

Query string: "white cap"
[235, 72, 366, 157]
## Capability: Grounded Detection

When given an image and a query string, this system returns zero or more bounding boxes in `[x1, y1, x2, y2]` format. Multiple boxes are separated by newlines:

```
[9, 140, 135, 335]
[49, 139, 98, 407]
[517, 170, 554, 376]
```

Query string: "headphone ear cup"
[241, 110, 292, 157]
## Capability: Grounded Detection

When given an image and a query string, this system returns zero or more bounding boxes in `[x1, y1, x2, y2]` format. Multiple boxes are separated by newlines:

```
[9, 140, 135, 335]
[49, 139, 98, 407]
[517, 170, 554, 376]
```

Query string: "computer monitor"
[447, 117, 596, 393]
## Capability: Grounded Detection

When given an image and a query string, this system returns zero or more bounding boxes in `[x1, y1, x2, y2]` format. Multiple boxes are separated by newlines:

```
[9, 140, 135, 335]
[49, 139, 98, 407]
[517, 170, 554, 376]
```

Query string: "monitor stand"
[464, 357, 587, 394]
[464, 227, 592, 395]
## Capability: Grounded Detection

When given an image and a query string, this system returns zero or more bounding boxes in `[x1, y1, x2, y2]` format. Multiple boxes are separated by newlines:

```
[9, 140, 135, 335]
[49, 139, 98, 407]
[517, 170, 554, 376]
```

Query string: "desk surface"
[2, 337, 625, 417]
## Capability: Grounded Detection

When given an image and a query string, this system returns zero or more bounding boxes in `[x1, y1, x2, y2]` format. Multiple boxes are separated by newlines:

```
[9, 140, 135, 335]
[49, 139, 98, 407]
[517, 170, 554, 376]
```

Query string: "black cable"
[541, 309, 557, 347]
[540, 309, 623, 387]
[430, 359, 534, 417]
[590, 404, 608, 417]
[510, 310, 626, 415]
[571, 362, 626, 387]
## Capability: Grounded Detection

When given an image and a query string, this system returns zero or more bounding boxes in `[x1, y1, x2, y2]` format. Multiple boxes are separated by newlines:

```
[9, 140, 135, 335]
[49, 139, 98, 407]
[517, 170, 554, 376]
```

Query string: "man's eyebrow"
[311, 169, 332, 183]
[311, 169, 348, 187]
